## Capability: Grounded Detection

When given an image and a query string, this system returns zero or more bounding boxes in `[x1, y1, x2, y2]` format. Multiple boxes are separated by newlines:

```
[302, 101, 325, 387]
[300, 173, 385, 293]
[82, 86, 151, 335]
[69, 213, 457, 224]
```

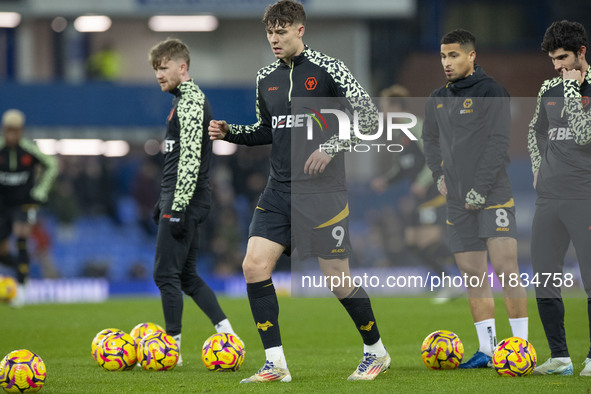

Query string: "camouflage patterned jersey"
[528, 65, 591, 199]
[223, 46, 378, 194]
[161, 79, 213, 211]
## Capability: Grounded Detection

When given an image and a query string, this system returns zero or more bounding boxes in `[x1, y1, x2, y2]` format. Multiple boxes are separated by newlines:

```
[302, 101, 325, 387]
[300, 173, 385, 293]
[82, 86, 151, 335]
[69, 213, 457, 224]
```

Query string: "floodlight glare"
[73, 15, 112, 33]
[0, 12, 21, 28]
[148, 15, 218, 32]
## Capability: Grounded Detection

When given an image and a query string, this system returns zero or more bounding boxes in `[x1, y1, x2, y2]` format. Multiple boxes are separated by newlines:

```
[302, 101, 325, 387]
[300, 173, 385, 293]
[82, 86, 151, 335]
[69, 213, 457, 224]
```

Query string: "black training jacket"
[0, 137, 57, 206]
[422, 65, 513, 205]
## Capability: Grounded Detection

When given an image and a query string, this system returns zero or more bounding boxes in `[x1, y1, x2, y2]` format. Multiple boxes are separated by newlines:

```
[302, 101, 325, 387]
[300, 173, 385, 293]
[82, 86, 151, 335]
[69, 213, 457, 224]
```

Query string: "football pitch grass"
[1, 295, 590, 393]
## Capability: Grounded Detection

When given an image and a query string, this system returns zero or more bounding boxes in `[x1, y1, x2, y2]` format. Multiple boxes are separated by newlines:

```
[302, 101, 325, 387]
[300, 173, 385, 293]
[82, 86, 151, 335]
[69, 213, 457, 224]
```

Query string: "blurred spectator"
[128, 261, 149, 280]
[30, 221, 60, 278]
[86, 43, 122, 81]
[132, 159, 161, 235]
[48, 158, 81, 240]
[73, 156, 119, 222]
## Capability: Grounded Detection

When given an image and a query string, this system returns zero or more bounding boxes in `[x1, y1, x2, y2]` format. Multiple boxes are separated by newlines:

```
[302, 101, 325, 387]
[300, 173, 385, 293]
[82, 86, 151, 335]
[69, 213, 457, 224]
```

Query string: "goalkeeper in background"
[0, 109, 57, 307]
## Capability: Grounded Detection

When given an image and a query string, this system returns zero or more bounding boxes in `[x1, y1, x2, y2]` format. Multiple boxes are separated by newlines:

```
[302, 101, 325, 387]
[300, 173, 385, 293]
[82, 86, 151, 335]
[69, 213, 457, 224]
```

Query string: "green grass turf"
[1, 295, 591, 393]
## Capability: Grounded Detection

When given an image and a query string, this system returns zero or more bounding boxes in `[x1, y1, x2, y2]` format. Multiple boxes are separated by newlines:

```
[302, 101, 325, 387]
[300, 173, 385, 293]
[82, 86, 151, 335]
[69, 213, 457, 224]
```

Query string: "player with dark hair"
[148, 38, 240, 365]
[0, 109, 57, 308]
[528, 20, 591, 376]
[209, 0, 390, 383]
[423, 29, 528, 368]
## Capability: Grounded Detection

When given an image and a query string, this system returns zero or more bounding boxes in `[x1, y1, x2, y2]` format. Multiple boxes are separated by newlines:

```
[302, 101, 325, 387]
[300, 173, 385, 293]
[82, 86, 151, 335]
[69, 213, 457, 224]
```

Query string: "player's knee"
[242, 256, 265, 281]
[180, 274, 204, 294]
[153, 271, 177, 289]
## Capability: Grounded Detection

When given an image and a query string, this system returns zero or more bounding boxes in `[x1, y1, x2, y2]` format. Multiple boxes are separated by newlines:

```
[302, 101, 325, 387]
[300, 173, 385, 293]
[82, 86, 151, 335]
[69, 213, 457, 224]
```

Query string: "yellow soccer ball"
[91, 328, 124, 363]
[129, 322, 165, 349]
[493, 337, 537, 377]
[95, 332, 137, 371]
[137, 331, 179, 371]
[421, 330, 464, 370]
[0, 349, 46, 393]
[0, 276, 17, 303]
[202, 333, 245, 372]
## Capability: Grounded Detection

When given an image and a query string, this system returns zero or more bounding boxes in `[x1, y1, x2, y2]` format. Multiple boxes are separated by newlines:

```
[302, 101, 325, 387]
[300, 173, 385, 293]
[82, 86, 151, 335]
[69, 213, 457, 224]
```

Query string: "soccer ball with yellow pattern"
[130, 322, 165, 349]
[421, 330, 464, 370]
[0, 349, 46, 393]
[202, 333, 245, 371]
[0, 276, 17, 303]
[95, 331, 137, 371]
[137, 331, 179, 371]
[493, 337, 537, 377]
[91, 328, 124, 363]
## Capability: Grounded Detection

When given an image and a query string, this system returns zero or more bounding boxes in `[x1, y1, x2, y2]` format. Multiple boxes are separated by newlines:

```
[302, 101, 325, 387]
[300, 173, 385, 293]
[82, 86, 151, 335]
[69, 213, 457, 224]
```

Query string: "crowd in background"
[22, 139, 427, 280]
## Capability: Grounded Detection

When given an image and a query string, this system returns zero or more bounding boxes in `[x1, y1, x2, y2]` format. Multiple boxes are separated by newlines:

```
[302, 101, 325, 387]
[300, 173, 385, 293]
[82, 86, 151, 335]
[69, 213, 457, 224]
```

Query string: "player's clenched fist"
[562, 68, 586, 84]
[208, 120, 229, 140]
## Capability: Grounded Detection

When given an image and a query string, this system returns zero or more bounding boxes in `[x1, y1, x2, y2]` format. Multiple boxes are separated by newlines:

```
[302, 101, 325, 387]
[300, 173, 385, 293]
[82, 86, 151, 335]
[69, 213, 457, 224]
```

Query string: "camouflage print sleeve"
[172, 84, 204, 212]
[307, 53, 379, 158]
[564, 76, 591, 146]
[20, 138, 58, 203]
[528, 80, 554, 173]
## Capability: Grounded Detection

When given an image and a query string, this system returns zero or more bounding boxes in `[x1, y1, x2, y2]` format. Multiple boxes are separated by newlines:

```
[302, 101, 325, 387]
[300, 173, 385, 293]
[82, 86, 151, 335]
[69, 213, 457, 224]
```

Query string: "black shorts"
[446, 199, 517, 253]
[0, 204, 38, 240]
[249, 188, 351, 260]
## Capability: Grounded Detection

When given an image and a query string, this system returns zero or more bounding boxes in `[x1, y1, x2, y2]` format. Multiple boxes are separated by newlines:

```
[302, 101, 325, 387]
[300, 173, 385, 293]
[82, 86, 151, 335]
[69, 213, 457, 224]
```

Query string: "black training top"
[224, 46, 377, 194]
[0, 137, 57, 206]
[422, 65, 513, 205]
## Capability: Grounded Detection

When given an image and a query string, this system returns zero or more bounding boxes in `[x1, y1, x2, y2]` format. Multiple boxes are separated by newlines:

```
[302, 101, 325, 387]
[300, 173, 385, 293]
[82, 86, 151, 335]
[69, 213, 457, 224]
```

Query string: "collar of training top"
[170, 79, 194, 96]
[447, 64, 484, 90]
[278, 45, 310, 67]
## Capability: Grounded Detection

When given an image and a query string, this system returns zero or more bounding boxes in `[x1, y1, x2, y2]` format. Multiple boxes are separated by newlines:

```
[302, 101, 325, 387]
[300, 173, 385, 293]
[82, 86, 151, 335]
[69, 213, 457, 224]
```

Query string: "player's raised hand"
[304, 149, 331, 176]
[562, 68, 585, 84]
[208, 120, 229, 140]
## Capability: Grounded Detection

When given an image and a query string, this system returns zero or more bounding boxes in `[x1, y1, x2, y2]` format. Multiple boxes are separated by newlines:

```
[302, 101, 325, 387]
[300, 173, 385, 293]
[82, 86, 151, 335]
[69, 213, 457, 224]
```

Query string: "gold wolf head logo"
[360, 321, 375, 332]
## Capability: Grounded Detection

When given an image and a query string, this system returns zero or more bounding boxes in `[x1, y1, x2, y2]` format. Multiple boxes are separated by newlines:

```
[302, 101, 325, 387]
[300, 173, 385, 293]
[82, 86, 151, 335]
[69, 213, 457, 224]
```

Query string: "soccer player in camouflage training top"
[148, 38, 240, 365]
[528, 20, 591, 377]
[209, 0, 390, 383]
[0, 109, 57, 307]
[422, 29, 528, 368]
